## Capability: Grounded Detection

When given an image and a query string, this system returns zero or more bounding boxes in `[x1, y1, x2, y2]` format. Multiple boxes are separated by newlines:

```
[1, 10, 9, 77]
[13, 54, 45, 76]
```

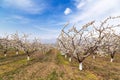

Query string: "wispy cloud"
[33, 26, 59, 33]
[1, 0, 46, 14]
[64, 8, 72, 15]
[74, 0, 91, 9]
[4, 15, 31, 24]
[33, 26, 59, 43]
[70, 0, 120, 23]
[11, 15, 25, 20]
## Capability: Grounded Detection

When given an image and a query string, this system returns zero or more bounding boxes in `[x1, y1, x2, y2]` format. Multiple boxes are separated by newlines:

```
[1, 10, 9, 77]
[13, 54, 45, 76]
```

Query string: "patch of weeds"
[0, 78, 3, 80]
[85, 71, 98, 80]
[59, 72, 64, 78]
[37, 78, 44, 80]
[0, 57, 5, 61]
[47, 70, 58, 80]
[17, 59, 27, 64]
[0, 59, 30, 79]
[56, 53, 69, 65]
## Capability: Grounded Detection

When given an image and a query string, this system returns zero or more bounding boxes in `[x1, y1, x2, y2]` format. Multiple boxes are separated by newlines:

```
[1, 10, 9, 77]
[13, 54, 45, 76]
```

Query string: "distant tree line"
[0, 32, 53, 60]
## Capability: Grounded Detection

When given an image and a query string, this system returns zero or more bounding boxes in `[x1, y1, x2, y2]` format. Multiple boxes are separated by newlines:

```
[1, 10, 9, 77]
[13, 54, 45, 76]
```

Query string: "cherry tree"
[57, 16, 120, 70]
[21, 34, 41, 60]
[0, 35, 11, 57]
[11, 32, 23, 55]
[58, 21, 98, 70]
[96, 16, 120, 62]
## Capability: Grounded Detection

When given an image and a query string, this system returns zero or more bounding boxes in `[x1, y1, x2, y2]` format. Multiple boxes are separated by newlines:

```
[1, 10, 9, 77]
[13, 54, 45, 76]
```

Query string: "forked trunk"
[110, 51, 115, 62]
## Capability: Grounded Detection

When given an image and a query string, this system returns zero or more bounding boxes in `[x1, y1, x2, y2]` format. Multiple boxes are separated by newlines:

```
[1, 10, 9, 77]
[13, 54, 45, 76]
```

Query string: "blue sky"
[0, 0, 120, 43]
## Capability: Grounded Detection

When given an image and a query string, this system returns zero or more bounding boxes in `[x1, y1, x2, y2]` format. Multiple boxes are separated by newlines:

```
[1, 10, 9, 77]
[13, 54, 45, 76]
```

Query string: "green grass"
[46, 70, 58, 80]
[56, 53, 69, 65]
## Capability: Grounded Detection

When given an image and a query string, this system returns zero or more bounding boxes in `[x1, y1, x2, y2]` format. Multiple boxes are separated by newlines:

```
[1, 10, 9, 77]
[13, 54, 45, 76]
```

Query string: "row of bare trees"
[0, 32, 52, 60]
[57, 16, 120, 70]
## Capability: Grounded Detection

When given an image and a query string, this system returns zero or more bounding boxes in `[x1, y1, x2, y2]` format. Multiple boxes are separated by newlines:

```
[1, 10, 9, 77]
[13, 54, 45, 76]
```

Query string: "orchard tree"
[21, 34, 39, 60]
[57, 16, 120, 70]
[96, 16, 120, 62]
[0, 35, 11, 57]
[101, 33, 120, 62]
[58, 21, 97, 70]
[11, 32, 23, 55]
[57, 29, 73, 61]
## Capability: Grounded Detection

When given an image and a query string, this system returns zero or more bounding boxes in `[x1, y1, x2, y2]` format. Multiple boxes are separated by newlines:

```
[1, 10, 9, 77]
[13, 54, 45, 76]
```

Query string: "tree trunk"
[93, 55, 95, 59]
[4, 54, 7, 57]
[65, 54, 67, 58]
[16, 51, 19, 55]
[79, 62, 83, 70]
[110, 58, 113, 62]
[27, 56, 30, 61]
[4, 50, 7, 57]
[110, 51, 115, 62]
[69, 57, 71, 62]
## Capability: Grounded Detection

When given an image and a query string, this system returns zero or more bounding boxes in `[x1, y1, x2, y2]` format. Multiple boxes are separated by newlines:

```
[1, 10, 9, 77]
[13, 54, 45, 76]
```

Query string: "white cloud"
[74, 0, 92, 9]
[1, 0, 45, 14]
[77, 2, 85, 9]
[70, 0, 120, 23]
[64, 8, 72, 15]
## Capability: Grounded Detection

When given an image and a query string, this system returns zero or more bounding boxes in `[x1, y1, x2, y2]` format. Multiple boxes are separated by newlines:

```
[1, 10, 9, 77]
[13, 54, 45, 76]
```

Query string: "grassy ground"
[0, 49, 120, 80]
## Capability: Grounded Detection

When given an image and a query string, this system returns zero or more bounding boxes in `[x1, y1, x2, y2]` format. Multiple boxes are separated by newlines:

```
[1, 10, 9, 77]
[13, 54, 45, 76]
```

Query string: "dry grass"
[0, 49, 120, 80]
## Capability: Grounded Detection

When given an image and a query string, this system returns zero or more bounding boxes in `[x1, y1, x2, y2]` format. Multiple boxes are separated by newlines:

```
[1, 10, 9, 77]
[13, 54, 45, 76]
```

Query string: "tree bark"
[4, 54, 6, 57]
[65, 54, 67, 58]
[93, 55, 95, 59]
[27, 56, 30, 61]
[69, 57, 71, 62]
[110, 58, 113, 62]
[16, 51, 19, 55]
[110, 51, 115, 62]
[79, 62, 83, 70]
